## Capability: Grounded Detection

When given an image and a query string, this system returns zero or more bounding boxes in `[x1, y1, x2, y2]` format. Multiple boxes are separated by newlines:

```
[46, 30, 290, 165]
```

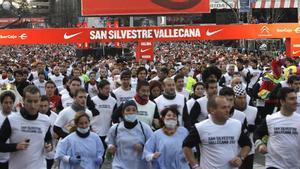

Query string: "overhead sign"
[81, 0, 210, 16]
[1, 23, 300, 57]
[136, 41, 154, 61]
[1, 24, 300, 44]
[286, 38, 300, 57]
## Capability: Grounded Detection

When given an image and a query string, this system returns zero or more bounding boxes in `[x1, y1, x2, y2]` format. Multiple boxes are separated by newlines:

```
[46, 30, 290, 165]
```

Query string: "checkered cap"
[233, 84, 246, 96]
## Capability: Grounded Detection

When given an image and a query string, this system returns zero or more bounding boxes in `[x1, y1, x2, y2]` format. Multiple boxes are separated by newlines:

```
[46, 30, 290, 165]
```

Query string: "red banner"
[136, 41, 154, 62]
[1, 24, 300, 45]
[81, 0, 210, 16]
[289, 38, 300, 57]
[1, 23, 300, 57]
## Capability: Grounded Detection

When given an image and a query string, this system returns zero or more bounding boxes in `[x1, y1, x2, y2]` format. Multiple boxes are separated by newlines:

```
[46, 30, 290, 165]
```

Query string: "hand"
[229, 156, 242, 167]
[44, 142, 52, 152]
[258, 144, 268, 154]
[108, 145, 117, 155]
[95, 157, 103, 166]
[133, 144, 143, 152]
[16, 139, 30, 150]
[152, 152, 161, 159]
[69, 157, 81, 165]
[52, 132, 59, 139]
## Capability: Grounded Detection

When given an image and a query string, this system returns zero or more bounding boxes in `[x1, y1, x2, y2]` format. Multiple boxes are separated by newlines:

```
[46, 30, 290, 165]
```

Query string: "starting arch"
[0, 23, 299, 59]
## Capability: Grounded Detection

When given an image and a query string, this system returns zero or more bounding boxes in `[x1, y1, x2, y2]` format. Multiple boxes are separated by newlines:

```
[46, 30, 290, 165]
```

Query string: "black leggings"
[0, 161, 8, 169]
[100, 136, 108, 164]
[239, 154, 254, 169]
[46, 159, 54, 169]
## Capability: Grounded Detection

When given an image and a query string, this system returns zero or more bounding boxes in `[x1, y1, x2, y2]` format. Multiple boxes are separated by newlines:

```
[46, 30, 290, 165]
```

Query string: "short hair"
[120, 69, 131, 79]
[14, 69, 23, 76]
[74, 88, 86, 97]
[38, 71, 45, 76]
[69, 77, 82, 85]
[163, 77, 174, 85]
[219, 87, 235, 96]
[23, 85, 40, 98]
[287, 75, 300, 84]
[159, 107, 179, 127]
[236, 58, 244, 64]
[45, 80, 57, 87]
[137, 67, 147, 75]
[251, 59, 258, 64]
[149, 80, 163, 91]
[74, 112, 90, 125]
[89, 71, 96, 76]
[193, 82, 205, 92]
[98, 80, 110, 89]
[0, 91, 16, 104]
[207, 95, 218, 110]
[136, 80, 149, 92]
[174, 74, 184, 83]
[277, 87, 295, 101]
[159, 67, 169, 74]
[205, 79, 217, 89]
[207, 95, 226, 110]
[40, 95, 49, 102]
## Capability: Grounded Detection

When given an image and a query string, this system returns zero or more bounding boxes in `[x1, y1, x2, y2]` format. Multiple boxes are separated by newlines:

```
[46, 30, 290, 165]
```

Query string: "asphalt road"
[100, 153, 266, 169]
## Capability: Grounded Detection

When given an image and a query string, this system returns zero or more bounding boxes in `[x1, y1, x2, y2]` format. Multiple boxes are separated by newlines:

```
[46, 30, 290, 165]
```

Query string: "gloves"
[69, 157, 81, 165]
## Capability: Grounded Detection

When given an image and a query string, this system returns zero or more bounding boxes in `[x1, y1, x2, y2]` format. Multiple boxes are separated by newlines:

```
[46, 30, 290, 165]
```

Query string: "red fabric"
[271, 59, 282, 78]
[259, 78, 278, 104]
[134, 94, 148, 105]
[49, 95, 61, 112]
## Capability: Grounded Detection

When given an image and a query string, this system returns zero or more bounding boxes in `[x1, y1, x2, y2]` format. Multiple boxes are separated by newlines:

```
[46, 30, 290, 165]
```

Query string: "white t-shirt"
[113, 87, 135, 106]
[49, 74, 65, 92]
[7, 112, 51, 169]
[54, 107, 92, 134]
[91, 95, 117, 137]
[196, 96, 209, 122]
[265, 112, 300, 169]
[33, 79, 47, 96]
[196, 118, 242, 169]
[155, 94, 186, 126]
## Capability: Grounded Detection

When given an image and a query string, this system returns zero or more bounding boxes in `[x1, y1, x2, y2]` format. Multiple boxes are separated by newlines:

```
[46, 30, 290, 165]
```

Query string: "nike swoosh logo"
[206, 29, 223, 36]
[293, 50, 300, 55]
[141, 48, 151, 53]
[64, 32, 82, 39]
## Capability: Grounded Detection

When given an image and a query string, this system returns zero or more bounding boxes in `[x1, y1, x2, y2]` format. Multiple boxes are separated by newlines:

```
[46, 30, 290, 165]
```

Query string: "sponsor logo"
[64, 32, 82, 39]
[141, 55, 151, 59]
[0, 34, 18, 39]
[141, 48, 151, 53]
[259, 26, 272, 37]
[293, 44, 300, 48]
[292, 50, 300, 55]
[206, 29, 223, 36]
[276, 28, 292, 33]
[295, 27, 300, 33]
[19, 33, 28, 40]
